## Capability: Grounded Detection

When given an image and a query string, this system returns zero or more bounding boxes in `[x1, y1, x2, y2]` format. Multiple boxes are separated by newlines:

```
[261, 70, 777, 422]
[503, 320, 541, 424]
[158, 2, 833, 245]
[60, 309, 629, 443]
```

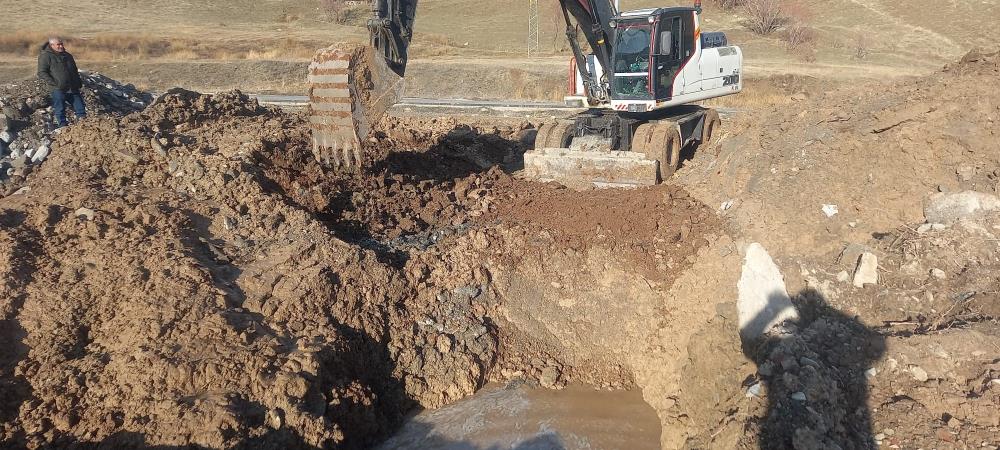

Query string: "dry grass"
[0, 31, 319, 61]
[702, 78, 798, 110]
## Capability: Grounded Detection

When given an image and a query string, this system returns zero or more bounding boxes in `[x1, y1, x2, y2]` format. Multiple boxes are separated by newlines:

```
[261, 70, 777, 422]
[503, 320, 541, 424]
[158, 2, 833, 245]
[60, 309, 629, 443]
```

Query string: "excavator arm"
[369, 0, 419, 77]
[369, 0, 618, 99]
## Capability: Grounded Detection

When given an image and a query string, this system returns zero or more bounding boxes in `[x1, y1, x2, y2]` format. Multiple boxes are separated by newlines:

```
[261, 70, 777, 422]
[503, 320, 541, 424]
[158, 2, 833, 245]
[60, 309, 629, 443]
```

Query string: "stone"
[837, 271, 850, 282]
[791, 392, 807, 401]
[267, 408, 284, 429]
[539, 366, 561, 389]
[0, 130, 12, 144]
[924, 191, 1000, 224]
[31, 145, 50, 164]
[737, 243, 799, 341]
[0, 113, 8, 132]
[948, 417, 962, 428]
[435, 334, 453, 354]
[822, 204, 839, 217]
[746, 382, 763, 398]
[853, 252, 879, 288]
[75, 207, 96, 221]
[930, 268, 947, 279]
[917, 223, 934, 233]
[910, 365, 929, 382]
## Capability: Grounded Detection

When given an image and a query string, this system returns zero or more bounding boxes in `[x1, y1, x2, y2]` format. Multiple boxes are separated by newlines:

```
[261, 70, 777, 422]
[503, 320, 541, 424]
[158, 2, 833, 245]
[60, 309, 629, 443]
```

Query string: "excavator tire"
[702, 108, 721, 146]
[534, 121, 574, 149]
[308, 43, 403, 172]
[637, 121, 681, 183]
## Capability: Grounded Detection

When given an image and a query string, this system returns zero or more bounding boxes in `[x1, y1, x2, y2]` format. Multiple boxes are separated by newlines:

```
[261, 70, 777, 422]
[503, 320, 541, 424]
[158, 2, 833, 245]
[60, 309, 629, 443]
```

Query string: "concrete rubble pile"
[0, 71, 152, 188]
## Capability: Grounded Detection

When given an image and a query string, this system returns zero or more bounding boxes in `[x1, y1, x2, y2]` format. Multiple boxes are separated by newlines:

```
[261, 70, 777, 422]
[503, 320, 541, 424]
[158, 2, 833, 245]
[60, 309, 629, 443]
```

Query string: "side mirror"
[660, 31, 672, 55]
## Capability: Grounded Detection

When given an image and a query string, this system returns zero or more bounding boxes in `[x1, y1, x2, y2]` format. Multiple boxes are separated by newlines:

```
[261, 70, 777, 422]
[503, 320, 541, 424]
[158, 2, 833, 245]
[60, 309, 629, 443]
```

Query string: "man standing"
[37, 37, 86, 128]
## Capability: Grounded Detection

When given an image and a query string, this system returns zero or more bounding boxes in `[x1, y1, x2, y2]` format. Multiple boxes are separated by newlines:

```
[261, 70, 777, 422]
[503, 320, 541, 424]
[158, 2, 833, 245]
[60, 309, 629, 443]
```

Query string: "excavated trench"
[0, 92, 751, 449]
[261, 114, 753, 449]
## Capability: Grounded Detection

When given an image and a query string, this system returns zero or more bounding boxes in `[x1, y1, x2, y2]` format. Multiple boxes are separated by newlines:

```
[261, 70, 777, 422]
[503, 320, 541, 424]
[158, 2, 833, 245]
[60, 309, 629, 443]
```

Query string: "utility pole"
[527, 0, 540, 56]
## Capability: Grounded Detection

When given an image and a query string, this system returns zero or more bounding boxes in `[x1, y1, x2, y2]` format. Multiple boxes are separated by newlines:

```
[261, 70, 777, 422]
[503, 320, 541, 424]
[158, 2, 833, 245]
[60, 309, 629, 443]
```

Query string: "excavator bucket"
[309, 43, 404, 171]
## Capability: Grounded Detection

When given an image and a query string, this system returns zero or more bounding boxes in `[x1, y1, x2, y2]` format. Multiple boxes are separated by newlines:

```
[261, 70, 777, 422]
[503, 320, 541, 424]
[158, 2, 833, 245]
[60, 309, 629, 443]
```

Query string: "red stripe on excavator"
[576, 0, 593, 15]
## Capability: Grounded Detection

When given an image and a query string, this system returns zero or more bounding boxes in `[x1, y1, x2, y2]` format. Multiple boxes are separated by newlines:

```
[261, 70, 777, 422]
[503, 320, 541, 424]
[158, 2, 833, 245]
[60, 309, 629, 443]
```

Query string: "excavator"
[308, 0, 742, 188]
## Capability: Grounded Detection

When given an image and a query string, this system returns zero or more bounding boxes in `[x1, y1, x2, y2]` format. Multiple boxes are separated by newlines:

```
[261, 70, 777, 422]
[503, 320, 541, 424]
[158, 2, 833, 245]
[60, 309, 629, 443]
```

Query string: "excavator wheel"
[534, 121, 574, 149]
[636, 121, 681, 183]
[701, 109, 722, 146]
[631, 123, 655, 154]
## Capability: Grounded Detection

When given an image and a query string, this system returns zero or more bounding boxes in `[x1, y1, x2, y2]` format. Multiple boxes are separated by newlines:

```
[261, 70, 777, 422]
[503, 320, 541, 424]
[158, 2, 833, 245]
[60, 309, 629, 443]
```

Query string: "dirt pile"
[677, 49, 1000, 448]
[0, 72, 151, 193]
[1, 86, 741, 449]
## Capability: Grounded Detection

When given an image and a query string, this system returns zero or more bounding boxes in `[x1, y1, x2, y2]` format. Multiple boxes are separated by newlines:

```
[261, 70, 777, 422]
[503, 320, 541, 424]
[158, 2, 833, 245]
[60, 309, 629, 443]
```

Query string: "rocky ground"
[0, 72, 151, 195]
[0, 51, 998, 449]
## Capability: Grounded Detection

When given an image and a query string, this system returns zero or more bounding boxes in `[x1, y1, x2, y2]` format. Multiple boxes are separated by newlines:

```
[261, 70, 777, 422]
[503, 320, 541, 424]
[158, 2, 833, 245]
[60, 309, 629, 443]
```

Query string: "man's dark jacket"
[37, 42, 83, 92]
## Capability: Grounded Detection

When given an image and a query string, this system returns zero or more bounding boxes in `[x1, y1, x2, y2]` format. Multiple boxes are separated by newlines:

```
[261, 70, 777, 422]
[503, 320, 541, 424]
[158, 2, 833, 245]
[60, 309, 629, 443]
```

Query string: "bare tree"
[743, 0, 787, 35]
[853, 33, 870, 59]
[781, 1, 815, 50]
[711, 0, 745, 10]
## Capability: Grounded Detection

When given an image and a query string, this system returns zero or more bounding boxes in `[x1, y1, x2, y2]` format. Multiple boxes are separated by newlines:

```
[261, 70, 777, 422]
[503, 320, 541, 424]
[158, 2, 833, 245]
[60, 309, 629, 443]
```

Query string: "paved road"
[253, 94, 574, 110]
[251, 94, 737, 118]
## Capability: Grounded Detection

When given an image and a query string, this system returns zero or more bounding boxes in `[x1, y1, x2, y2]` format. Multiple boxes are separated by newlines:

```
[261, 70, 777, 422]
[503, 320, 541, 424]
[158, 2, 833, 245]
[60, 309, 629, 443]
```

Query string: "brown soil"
[680, 49, 1000, 448]
[1, 50, 999, 450]
[0, 89, 735, 449]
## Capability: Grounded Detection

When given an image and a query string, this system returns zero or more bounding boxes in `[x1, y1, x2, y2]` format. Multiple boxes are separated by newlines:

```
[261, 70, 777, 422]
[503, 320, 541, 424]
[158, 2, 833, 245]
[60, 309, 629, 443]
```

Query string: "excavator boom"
[309, 0, 621, 172]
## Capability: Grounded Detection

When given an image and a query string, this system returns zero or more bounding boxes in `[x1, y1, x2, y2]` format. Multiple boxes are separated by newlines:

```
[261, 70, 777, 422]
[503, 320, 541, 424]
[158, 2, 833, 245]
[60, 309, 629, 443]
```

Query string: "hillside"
[1, 0, 998, 96]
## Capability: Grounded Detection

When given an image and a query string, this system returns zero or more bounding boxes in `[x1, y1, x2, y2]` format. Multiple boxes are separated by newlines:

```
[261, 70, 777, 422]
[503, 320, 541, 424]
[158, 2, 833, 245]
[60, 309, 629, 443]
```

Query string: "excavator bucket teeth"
[309, 43, 404, 172]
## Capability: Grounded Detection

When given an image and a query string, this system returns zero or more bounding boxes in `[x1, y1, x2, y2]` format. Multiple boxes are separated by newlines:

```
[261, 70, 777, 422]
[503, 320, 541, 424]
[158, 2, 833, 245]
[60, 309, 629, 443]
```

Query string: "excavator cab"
[607, 7, 711, 110]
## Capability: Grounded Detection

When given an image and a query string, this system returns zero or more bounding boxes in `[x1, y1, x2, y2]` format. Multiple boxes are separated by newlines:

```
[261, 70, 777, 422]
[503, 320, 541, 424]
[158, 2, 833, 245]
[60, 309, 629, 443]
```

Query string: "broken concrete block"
[737, 243, 799, 341]
[853, 252, 879, 288]
[924, 191, 1000, 224]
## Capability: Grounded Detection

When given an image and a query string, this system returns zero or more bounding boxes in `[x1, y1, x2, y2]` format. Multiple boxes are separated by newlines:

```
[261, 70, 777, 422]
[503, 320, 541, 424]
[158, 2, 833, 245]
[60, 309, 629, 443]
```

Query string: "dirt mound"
[677, 49, 1000, 447]
[1, 87, 737, 449]
[0, 72, 151, 194]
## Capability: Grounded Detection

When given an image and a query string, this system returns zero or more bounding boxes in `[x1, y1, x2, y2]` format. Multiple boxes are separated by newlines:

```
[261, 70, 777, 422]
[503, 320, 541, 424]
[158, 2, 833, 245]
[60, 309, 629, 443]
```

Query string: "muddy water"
[378, 383, 661, 450]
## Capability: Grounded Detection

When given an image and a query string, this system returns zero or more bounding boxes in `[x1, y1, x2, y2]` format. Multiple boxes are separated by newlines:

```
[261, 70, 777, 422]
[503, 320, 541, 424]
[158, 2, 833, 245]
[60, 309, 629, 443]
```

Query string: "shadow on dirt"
[0, 209, 40, 444]
[373, 125, 529, 182]
[742, 288, 886, 449]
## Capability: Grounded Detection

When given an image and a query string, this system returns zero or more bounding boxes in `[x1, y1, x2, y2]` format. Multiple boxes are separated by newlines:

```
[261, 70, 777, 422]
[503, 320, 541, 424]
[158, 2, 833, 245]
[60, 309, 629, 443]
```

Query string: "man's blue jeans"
[51, 89, 86, 127]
